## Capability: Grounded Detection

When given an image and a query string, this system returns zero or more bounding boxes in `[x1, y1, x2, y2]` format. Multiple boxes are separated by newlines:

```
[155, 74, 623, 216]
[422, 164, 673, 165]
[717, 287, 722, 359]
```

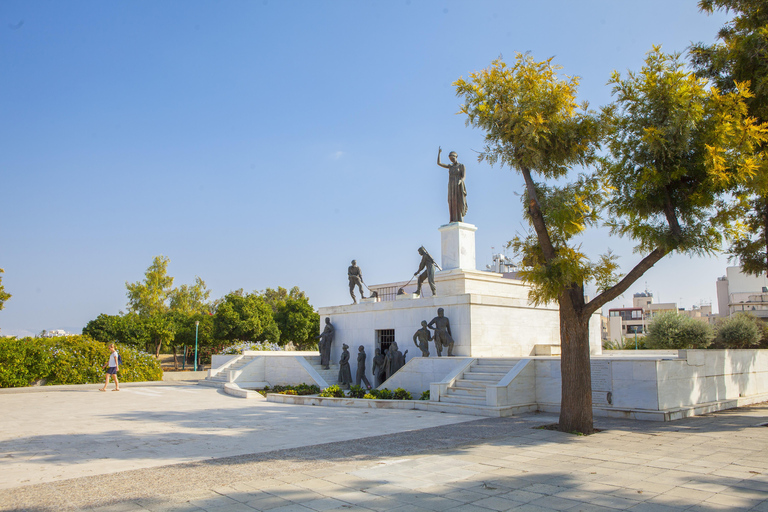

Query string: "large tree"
[126, 255, 174, 317]
[691, 0, 768, 276]
[454, 49, 764, 433]
[259, 286, 319, 349]
[213, 290, 280, 344]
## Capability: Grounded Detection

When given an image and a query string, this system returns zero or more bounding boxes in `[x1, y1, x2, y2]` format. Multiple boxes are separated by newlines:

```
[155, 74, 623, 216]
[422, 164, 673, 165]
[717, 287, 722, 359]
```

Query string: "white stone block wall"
[487, 359, 536, 406]
[211, 354, 237, 369]
[657, 350, 768, 409]
[534, 350, 767, 413]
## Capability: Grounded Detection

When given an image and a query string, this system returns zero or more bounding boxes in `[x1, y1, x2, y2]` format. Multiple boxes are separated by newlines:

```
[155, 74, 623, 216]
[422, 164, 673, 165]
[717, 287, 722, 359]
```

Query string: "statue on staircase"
[413, 320, 432, 357]
[338, 343, 352, 387]
[428, 308, 455, 356]
[317, 317, 334, 369]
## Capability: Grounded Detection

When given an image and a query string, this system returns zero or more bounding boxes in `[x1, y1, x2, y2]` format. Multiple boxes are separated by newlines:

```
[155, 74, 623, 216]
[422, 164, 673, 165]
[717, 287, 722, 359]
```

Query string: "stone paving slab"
[1, 384, 767, 512]
[0, 385, 474, 490]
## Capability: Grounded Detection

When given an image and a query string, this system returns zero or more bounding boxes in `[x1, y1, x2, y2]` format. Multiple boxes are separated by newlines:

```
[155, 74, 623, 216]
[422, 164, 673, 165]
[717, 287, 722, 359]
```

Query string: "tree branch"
[521, 166, 557, 261]
[585, 247, 670, 315]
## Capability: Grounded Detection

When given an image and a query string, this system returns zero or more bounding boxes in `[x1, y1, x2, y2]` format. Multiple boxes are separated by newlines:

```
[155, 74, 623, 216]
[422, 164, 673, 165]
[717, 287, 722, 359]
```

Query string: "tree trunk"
[172, 346, 178, 370]
[558, 294, 594, 435]
[154, 339, 161, 358]
[762, 195, 768, 278]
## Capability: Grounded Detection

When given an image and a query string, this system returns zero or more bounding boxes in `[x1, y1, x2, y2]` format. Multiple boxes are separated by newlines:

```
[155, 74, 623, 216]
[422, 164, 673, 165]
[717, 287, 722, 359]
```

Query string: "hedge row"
[0, 336, 163, 388]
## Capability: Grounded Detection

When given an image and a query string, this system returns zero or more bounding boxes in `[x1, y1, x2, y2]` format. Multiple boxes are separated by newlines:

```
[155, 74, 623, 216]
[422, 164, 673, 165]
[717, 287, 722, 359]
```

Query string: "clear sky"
[1, 1, 735, 337]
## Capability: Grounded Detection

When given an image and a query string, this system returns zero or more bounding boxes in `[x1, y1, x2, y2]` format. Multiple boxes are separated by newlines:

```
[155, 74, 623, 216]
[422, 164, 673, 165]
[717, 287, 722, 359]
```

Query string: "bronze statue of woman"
[437, 147, 467, 223]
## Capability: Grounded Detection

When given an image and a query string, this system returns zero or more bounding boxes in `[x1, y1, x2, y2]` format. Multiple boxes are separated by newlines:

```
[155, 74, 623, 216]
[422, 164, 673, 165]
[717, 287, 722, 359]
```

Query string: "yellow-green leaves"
[454, 54, 601, 178]
[602, 47, 767, 255]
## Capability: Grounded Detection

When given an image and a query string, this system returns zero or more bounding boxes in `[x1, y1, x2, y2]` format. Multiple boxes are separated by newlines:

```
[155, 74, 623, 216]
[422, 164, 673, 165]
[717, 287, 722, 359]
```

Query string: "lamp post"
[194, 320, 200, 371]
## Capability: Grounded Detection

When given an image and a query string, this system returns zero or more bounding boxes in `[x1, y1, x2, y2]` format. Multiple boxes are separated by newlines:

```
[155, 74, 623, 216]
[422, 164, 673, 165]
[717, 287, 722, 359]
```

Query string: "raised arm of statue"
[437, 146, 450, 169]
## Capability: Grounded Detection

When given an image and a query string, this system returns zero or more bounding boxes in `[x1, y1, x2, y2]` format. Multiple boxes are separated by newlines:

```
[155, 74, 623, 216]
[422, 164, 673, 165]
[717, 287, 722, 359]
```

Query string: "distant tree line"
[82, 255, 319, 368]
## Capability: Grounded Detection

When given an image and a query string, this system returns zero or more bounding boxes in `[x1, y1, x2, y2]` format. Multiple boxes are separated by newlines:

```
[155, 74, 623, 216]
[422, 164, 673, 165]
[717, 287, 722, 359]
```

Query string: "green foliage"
[645, 312, 715, 349]
[319, 384, 344, 398]
[602, 337, 647, 350]
[0, 268, 11, 314]
[213, 290, 280, 344]
[82, 313, 127, 344]
[348, 385, 367, 398]
[603, 47, 765, 257]
[393, 388, 412, 400]
[0, 336, 162, 388]
[692, 1, 768, 276]
[362, 393, 377, 399]
[420, 390, 430, 400]
[259, 287, 319, 349]
[126, 255, 174, 316]
[274, 297, 319, 349]
[375, 388, 393, 399]
[713, 313, 763, 348]
[260, 383, 320, 396]
[454, 54, 602, 178]
[169, 277, 212, 315]
[455, 54, 614, 306]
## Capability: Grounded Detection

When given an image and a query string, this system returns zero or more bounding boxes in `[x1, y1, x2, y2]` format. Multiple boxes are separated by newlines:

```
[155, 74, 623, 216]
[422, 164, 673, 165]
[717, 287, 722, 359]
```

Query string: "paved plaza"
[1, 384, 767, 511]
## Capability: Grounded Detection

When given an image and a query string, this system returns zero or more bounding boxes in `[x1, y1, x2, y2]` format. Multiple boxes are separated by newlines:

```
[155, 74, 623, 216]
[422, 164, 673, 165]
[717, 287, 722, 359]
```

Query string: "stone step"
[469, 364, 516, 373]
[474, 358, 521, 364]
[461, 373, 505, 382]
[453, 379, 488, 388]
[422, 401, 537, 418]
[447, 387, 485, 397]
[198, 380, 225, 388]
[440, 395, 486, 405]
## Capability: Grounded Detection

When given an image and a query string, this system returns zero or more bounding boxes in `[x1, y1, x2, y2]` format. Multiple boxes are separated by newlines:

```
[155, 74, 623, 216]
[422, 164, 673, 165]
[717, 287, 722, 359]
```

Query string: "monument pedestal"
[439, 222, 477, 271]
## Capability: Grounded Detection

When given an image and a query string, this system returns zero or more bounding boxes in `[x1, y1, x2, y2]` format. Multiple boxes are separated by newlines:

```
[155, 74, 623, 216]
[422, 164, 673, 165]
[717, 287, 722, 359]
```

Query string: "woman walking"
[100, 343, 120, 391]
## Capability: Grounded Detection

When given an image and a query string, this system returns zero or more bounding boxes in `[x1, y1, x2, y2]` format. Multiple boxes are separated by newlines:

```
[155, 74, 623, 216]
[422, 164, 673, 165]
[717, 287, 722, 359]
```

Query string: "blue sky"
[1, 1, 734, 337]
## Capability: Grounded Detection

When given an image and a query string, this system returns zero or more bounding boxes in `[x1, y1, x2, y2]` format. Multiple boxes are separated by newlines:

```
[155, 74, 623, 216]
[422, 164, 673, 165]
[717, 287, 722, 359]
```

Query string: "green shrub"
[420, 390, 430, 400]
[0, 336, 162, 388]
[393, 388, 412, 400]
[319, 384, 344, 398]
[376, 388, 393, 399]
[645, 313, 714, 349]
[602, 337, 646, 350]
[713, 314, 762, 349]
[262, 383, 320, 396]
[293, 383, 321, 395]
[348, 385, 366, 398]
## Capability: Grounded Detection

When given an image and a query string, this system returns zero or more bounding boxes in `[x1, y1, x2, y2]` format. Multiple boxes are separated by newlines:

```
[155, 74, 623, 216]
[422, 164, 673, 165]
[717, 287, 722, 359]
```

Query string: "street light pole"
[194, 320, 200, 371]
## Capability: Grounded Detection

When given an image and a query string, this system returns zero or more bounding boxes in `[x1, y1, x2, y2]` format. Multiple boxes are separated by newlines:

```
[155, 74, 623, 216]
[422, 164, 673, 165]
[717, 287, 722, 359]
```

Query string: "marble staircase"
[303, 355, 339, 387]
[199, 355, 258, 387]
[440, 358, 522, 406]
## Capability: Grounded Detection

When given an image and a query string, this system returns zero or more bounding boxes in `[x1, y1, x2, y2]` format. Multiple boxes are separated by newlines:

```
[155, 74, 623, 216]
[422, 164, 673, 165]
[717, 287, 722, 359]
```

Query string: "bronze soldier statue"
[414, 246, 439, 297]
[348, 260, 366, 304]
